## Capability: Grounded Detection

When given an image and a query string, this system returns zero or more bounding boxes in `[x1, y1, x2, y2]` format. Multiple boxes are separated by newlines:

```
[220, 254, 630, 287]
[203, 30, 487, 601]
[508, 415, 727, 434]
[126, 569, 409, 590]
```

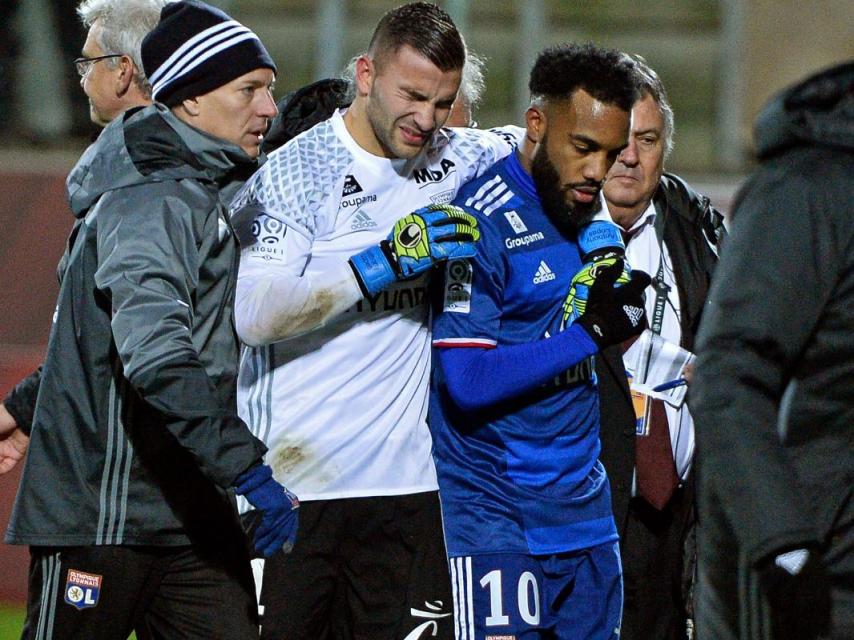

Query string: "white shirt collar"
[597, 190, 657, 235]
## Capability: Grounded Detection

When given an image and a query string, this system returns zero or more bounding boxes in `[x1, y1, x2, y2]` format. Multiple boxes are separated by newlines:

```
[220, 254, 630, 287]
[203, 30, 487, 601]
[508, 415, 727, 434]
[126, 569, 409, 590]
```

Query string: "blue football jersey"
[430, 152, 617, 556]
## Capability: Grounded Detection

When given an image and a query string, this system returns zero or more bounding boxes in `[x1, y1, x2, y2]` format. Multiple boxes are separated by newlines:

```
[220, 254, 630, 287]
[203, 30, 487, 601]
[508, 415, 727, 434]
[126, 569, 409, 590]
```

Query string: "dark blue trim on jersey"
[437, 324, 598, 412]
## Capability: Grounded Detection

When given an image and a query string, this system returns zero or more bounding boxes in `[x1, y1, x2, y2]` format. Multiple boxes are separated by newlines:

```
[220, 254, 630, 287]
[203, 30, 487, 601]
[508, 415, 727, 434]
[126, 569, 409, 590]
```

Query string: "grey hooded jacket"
[5, 104, 267, 547]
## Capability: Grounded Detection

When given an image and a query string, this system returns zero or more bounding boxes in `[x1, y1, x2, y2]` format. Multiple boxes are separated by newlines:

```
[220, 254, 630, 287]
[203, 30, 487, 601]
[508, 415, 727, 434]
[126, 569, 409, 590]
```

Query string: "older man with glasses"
[74, 0, 167, 126]
[1, 0, 169, 478]
[0, 0, 170, 479]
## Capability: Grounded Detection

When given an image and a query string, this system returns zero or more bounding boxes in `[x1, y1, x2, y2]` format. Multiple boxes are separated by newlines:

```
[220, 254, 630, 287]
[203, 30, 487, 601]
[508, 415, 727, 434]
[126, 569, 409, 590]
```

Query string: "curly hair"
[529, 43, 638, 112]
[368, 2, 464, 73]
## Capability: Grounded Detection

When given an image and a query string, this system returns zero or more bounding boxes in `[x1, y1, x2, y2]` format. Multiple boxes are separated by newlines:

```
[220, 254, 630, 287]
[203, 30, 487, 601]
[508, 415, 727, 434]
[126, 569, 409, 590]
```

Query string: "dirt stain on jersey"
[271, 444, 306, 476]
[269, 438, 335, 492]
[273, 288, 337, 338]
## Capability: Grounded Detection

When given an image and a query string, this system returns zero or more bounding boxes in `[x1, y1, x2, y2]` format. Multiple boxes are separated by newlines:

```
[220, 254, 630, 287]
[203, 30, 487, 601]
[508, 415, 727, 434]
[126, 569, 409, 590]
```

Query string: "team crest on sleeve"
[64, 569, 102, 610]
[443, 259, 473, 314]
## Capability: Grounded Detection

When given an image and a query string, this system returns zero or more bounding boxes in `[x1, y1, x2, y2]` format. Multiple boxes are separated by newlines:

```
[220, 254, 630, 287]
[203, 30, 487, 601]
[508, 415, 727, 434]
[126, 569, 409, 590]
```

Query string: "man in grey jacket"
[692, 61, 853, 640]
[5, 2, 297, 638]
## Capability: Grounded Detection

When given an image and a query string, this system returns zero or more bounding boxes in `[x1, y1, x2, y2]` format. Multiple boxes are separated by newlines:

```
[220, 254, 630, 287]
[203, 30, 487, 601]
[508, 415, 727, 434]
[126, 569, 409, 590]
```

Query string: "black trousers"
[259, 491, 453, 640]
[23, 543, 258, 640]
[620, 485, 695, 640]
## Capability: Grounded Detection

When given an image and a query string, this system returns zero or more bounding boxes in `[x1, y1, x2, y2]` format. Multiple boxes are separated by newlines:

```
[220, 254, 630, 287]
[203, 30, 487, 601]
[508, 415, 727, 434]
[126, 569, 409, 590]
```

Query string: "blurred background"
[0, 0, 851, 635]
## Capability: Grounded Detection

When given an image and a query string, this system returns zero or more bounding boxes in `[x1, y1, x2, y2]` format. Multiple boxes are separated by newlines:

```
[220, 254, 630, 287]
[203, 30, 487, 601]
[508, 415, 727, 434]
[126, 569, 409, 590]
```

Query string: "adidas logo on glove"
[623, 304, 644, 327]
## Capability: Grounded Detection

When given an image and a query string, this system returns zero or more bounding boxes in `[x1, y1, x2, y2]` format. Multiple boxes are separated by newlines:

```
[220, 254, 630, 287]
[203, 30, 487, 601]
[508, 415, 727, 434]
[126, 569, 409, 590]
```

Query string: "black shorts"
[260, 491, 453, 640]
[23, 543, 258, 640]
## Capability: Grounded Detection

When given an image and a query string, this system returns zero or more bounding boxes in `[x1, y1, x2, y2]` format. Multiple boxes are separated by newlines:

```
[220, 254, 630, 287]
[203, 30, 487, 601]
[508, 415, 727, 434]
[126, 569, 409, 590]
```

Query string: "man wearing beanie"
[4, 2, 296, 638]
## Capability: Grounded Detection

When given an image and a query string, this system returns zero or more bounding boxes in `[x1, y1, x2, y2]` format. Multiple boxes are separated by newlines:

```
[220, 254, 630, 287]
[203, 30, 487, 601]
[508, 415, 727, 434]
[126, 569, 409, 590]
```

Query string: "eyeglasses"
[74, 54, 124, 77]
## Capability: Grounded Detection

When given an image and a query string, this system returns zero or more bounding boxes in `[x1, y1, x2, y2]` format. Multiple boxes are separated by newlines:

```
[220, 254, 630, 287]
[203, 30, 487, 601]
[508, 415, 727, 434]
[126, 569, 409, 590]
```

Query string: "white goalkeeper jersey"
[231, 110, 516, 501]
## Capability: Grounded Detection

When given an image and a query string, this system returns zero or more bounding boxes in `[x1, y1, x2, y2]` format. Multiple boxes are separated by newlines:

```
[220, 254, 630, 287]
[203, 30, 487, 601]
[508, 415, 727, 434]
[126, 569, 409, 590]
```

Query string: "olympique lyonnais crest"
[64, 569, 102, 610]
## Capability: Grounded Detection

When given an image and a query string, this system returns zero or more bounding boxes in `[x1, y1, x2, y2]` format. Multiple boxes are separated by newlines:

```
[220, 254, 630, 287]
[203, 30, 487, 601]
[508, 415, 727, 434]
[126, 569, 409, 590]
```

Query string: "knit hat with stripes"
[141, 0, 276, 107]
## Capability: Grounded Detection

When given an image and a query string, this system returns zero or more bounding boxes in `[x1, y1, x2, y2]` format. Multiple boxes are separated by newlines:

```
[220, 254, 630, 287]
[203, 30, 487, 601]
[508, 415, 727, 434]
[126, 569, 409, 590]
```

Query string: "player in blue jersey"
[430, 44, 651, 639]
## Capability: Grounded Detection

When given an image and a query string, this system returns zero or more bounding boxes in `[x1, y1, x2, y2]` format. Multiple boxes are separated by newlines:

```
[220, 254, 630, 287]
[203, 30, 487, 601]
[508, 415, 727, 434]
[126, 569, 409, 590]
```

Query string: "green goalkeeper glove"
[349, 204, 480, 297]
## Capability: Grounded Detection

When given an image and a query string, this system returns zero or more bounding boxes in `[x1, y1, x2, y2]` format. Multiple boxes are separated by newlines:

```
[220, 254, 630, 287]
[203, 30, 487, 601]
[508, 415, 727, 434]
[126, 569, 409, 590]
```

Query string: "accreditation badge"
[627, 374, 651, 437]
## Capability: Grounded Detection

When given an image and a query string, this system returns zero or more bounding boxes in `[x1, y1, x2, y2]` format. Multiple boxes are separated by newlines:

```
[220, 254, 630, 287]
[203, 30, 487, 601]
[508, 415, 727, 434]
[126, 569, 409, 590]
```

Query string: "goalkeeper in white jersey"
[229, 3, 514, 638]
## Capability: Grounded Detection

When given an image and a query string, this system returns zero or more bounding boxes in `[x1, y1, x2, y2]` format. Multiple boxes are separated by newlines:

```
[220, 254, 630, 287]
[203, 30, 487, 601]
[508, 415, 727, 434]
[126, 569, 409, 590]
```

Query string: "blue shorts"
[449, 542, 623, 640]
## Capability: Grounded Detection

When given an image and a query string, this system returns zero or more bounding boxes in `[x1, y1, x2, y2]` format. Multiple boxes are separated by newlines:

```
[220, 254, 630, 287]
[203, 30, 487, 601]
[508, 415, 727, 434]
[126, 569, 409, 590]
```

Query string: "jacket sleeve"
[93, 182, 265, 489]
[692, 169, 839, 564]
[3, 367, 42, 436]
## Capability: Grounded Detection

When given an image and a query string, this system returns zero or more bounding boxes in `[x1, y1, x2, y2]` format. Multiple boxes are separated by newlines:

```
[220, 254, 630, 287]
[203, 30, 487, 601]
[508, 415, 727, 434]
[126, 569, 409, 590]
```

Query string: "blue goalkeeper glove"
[563, 220, 631, 326]
[349, 204, 480, 297]
[233, 463, 299, 558]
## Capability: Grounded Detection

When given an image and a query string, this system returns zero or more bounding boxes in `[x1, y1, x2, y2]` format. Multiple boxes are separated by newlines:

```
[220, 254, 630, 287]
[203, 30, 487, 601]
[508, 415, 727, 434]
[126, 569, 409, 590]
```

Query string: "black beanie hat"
[142, 0, 276, 107]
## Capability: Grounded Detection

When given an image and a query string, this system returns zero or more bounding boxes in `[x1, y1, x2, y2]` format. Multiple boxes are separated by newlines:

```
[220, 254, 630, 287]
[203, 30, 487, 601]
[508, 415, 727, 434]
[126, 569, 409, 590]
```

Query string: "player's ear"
[354, 54, 374, 97]
[525, 105, 545, 144]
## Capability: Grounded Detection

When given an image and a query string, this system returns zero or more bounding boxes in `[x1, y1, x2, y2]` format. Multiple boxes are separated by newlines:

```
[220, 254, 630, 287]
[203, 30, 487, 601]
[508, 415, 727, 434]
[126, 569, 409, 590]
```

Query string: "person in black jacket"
[692, 61, 853, 640]
[5, 3, 299, 638]
[596, 56, 725, 640]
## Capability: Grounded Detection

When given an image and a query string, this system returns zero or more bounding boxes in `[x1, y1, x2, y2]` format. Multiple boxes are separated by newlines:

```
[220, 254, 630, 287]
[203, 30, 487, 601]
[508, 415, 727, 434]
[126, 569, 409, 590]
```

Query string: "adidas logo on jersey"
[342, 174, 363, 196]
[623, 304, 644, 327]
[533, 261, 556, 284]
[350, 210, 377, 230]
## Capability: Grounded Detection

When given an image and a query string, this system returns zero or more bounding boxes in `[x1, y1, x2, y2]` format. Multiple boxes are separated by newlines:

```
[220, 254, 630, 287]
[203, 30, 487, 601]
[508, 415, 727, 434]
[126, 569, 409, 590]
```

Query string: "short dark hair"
[629, 54, 675, 159]
[367, 2, 464, 72]
[529, 43, 638, 112]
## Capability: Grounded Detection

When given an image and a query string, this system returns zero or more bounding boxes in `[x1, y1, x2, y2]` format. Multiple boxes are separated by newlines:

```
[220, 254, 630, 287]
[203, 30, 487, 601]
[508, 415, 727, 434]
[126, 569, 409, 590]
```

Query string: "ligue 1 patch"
[64, 569, 102, 610]
[252, 213, 288, 246]
[443, 259, 472, 314]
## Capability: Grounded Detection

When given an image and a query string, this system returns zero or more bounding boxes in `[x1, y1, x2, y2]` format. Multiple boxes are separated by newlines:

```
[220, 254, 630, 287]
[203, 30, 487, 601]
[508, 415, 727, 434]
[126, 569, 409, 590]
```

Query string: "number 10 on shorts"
[449, 545, 623, 640]
[449, 555, 542, 638]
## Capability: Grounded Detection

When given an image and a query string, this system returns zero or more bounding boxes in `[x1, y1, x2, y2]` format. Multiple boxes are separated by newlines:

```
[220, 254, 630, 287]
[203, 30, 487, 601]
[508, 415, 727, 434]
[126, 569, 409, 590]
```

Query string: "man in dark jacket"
[4, 2, 298, 638]
[692, 61, 853, 640]
[597, 56, 725, 640]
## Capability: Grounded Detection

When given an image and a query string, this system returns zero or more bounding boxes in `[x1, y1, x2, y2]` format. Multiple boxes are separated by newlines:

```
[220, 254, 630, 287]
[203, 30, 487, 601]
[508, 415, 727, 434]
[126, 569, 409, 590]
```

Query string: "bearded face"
[531, 134, 602, 236]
